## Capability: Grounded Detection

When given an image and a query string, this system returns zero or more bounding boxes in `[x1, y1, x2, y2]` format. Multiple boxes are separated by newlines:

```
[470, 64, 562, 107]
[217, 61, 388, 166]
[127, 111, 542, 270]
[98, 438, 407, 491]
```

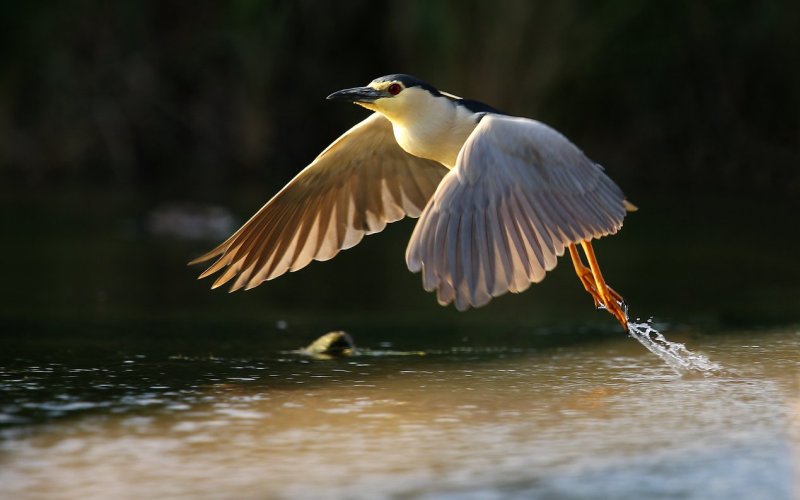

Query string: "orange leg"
[569, 242, 628, 330]
[569, 244, 601, 308]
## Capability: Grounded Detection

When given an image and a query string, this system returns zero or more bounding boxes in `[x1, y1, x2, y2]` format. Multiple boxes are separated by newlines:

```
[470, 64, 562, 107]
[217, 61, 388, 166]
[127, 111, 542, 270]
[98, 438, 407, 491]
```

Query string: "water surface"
[1, 192, 799, 498]
[2, 325, 798, 499]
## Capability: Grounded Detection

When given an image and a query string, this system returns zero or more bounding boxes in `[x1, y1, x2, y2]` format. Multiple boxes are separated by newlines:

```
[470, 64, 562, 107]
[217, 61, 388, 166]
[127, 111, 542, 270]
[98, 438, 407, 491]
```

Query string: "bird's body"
[191, 74, 632, 329]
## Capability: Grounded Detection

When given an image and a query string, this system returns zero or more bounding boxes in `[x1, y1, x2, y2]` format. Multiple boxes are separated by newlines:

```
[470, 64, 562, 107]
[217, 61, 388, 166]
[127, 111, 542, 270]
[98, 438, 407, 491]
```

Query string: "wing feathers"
[192, 112, 448, 291]
[406, 114, 628, 310]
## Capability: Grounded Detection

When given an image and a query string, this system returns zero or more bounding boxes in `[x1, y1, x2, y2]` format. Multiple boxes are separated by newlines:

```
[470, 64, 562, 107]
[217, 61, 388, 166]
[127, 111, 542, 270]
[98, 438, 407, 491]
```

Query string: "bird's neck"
[380, 93, 480, 169]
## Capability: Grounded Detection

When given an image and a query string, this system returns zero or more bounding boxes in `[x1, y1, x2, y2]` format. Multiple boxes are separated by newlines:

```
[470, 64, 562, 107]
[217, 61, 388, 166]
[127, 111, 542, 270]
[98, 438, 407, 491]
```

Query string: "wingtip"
[187, 240, 230, 267]
[188, 249, 220, 266]
[405, 252, 423, 273]
[187, 255, 206, 267]
[197, 267, 218, 280]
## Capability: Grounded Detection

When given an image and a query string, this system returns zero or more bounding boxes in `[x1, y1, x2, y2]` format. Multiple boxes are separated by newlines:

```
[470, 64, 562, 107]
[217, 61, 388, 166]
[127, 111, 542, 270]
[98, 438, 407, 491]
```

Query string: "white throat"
[374, 88, 480, 169]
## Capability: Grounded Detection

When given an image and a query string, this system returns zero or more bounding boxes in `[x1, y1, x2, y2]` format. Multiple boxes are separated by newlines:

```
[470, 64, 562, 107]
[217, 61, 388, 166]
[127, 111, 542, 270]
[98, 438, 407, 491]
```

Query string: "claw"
[569, 242, 629, 331]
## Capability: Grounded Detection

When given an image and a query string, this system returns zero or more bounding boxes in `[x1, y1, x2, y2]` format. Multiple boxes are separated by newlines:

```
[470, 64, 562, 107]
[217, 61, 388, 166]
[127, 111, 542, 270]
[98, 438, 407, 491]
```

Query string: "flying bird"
[190, 74, 634, 329]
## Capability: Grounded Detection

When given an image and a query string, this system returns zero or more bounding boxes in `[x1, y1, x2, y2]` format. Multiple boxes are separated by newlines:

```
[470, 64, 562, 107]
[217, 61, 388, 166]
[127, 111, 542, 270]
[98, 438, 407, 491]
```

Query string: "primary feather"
[190, 112, 447, 291]
[405, 115, 626, 310]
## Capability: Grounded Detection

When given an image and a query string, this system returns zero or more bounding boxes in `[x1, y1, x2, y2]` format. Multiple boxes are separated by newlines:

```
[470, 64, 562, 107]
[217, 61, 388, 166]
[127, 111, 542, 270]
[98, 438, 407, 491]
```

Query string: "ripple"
[214, 408, 270, 419]
[1, 327, 799, 499]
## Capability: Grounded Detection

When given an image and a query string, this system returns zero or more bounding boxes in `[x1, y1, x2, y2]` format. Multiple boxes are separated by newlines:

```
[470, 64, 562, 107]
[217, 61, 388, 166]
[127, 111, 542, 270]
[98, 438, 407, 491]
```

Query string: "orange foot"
[568, 242, 629, 330]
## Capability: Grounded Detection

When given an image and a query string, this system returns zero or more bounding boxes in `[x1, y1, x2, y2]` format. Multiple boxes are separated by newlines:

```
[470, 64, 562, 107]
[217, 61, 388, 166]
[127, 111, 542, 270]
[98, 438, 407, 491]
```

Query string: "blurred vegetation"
[1, 0, 798, 196]
[0, 1, 799, 333]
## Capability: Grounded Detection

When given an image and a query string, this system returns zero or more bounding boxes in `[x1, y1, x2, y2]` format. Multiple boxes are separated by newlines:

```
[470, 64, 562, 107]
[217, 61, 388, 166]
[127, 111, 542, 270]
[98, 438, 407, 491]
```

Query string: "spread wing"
[191, 112, 448, 291]
[405, 114, 629, 311]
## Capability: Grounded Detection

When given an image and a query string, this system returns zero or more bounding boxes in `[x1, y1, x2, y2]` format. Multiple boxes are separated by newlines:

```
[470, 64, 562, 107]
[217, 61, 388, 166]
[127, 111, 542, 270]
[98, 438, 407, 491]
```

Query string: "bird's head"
[327, 74, 442, 122]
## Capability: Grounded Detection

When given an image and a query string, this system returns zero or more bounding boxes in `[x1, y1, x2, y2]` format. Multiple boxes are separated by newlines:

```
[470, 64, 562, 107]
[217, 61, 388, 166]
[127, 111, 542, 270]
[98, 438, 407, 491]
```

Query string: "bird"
[189, 74, 635, 329]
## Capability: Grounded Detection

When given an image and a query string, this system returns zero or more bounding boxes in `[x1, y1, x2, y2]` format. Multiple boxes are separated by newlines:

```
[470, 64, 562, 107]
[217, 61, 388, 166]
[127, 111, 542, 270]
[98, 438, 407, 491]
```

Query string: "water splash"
[627, 318, 721, 375]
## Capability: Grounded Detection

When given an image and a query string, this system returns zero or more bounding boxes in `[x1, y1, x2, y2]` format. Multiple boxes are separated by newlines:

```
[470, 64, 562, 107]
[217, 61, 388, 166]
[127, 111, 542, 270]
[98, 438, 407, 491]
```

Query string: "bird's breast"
[390, 103, 479, 169]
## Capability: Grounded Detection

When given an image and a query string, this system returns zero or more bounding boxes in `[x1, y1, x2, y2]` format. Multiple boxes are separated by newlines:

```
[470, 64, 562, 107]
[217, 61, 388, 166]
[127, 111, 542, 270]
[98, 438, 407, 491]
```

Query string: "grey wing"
[405, 114, 628, 311]
[191, 112, 448, 291]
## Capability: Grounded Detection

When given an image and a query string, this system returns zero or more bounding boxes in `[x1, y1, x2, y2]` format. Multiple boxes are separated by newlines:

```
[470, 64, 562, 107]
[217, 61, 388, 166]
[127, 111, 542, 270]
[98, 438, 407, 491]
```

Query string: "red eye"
[388, 83, 402, 95]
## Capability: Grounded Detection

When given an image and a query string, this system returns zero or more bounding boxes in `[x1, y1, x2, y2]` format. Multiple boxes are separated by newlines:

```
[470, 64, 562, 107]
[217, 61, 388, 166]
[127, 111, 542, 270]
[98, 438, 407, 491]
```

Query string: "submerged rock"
[294, 331, 426, 359]
[301, 331, 356, 359]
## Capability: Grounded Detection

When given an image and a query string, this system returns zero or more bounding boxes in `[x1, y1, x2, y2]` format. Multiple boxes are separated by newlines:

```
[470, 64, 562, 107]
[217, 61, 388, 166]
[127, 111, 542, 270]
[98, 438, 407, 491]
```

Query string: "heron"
[190, 74, 635, 329]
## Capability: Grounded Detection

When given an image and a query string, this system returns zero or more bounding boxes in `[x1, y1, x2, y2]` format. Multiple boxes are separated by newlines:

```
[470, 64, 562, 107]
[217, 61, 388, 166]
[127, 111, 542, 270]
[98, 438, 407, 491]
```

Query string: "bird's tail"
[623, 200, 638, 212]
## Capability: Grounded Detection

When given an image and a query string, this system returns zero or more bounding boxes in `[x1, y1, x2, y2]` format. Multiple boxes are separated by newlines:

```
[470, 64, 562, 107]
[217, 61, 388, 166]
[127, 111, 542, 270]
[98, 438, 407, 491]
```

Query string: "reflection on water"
[1, 326, 798, 499]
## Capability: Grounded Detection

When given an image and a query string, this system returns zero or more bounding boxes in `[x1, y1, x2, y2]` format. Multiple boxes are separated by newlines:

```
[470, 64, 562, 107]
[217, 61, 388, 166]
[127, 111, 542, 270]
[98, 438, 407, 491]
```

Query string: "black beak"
[326, 86, 384, 103]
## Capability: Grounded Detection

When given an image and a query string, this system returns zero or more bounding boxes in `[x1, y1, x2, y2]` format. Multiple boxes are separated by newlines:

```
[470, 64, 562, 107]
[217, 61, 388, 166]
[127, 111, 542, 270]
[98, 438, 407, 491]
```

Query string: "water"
[1, 325, 799, 499]
[627, 319, 722, 374]
[1, 192, 799, 498]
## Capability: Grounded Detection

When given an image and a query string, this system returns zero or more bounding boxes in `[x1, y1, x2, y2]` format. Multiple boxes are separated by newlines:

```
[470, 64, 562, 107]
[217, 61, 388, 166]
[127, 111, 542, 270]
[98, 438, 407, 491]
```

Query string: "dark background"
[2, 1, 799, 333]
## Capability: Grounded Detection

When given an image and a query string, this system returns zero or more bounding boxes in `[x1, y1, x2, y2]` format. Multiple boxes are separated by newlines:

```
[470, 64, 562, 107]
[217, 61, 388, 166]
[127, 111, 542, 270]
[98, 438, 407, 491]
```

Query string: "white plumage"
[191, 74, 632, 328]
[406, 114, 625, 310]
